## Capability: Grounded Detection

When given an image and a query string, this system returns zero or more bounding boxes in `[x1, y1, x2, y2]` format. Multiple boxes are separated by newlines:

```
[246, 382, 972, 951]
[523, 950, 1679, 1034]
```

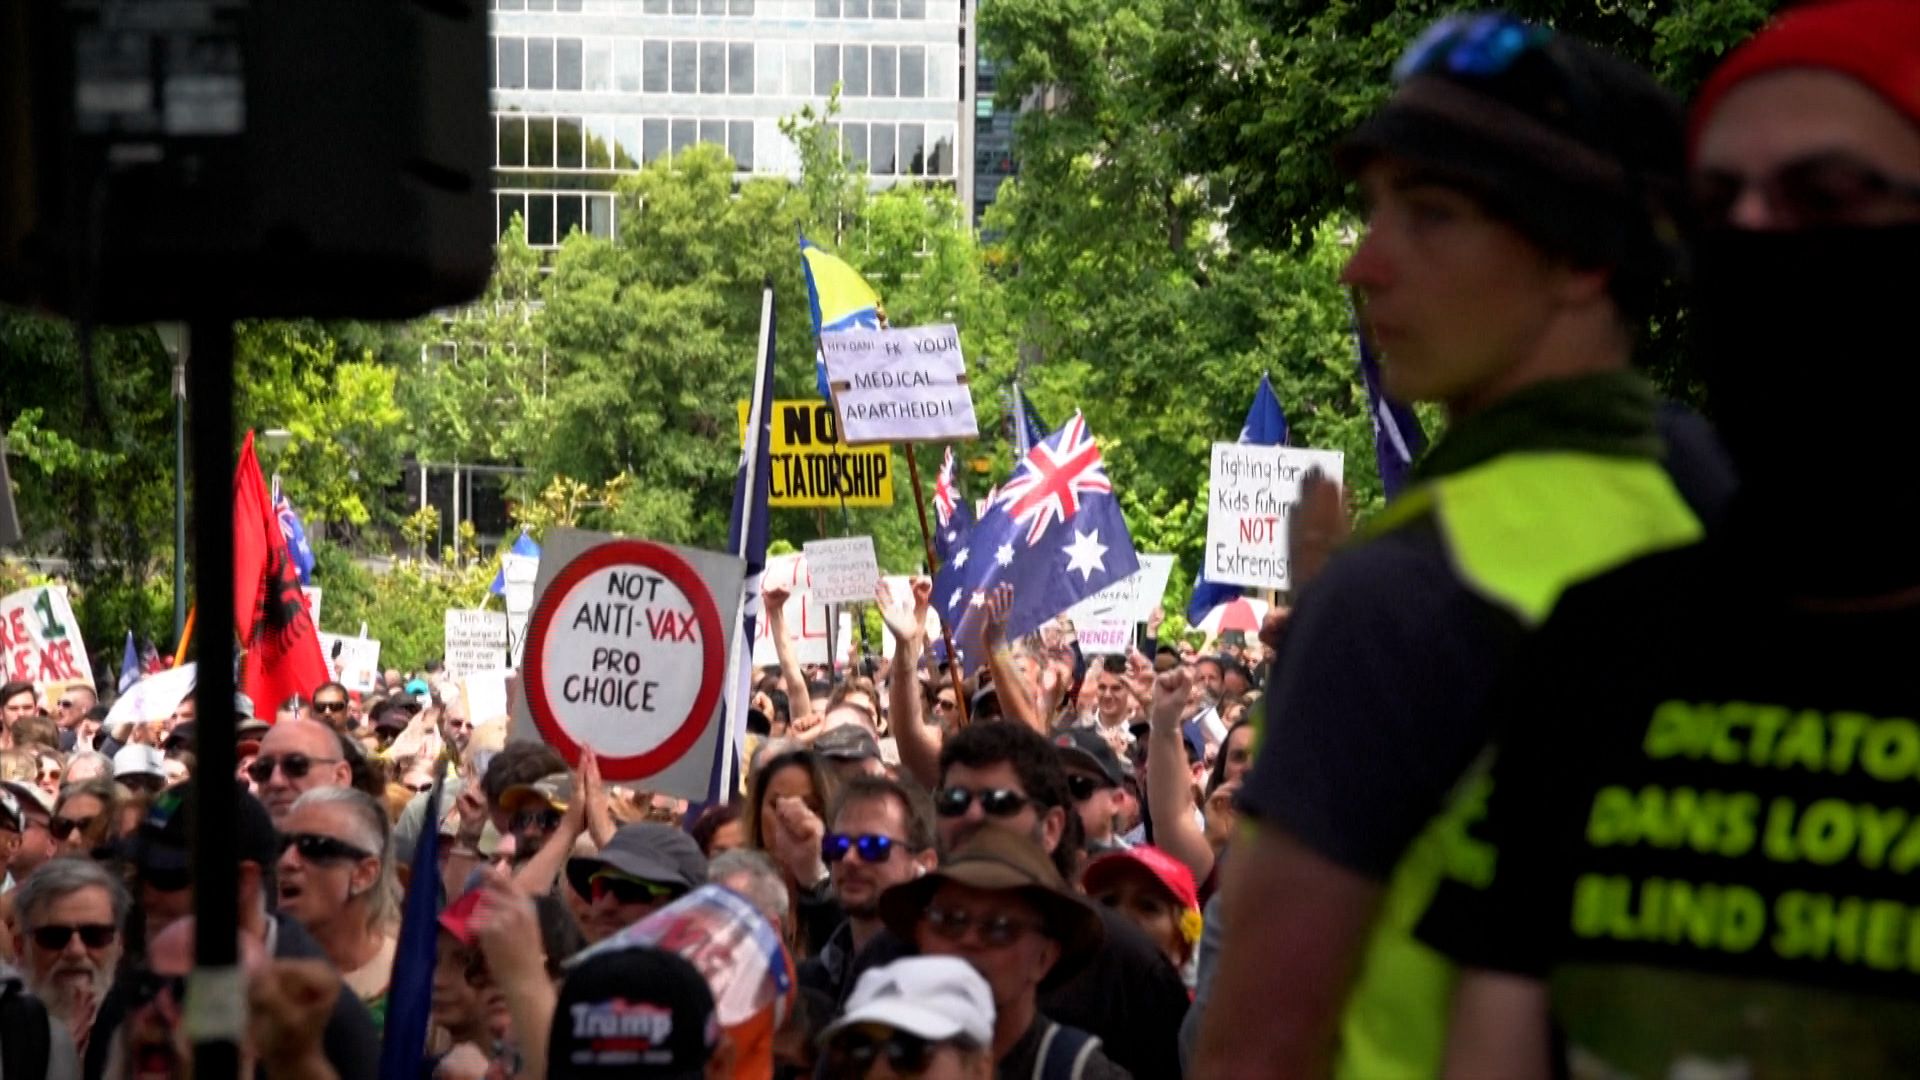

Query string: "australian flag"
[273, 490, 316, 585]
[1351, 297, 1426, 499]
[1188, 373, 1289, 623]
[934, 413, 1139, 673]
[932, 446, 975, 567]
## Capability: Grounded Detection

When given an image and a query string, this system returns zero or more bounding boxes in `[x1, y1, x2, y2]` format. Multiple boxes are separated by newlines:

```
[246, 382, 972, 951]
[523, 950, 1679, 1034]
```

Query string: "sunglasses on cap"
[821, 832, 908, 865]
[30, 923, 118, 950]
[278, 832, 375, 864]
[1394, 12, 1552, 84]
[247, 753, 341, 784]
[586, 869, 678, 906]
[921, 904, 1042, 948]
[933, 787, 1030, 819]
[1066, 774, 1116, 803]
[50, 814, 98, 841]
[511, 807, 563, 833]
[826, 1028, 974, 1077]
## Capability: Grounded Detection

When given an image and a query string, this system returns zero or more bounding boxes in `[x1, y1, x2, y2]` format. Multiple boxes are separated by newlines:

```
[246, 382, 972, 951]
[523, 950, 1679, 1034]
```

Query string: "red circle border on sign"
[523, 540, 726, 782]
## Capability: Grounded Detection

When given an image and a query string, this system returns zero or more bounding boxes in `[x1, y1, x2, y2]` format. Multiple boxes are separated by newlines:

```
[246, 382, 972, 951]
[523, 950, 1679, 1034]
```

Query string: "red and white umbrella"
[1196, 597, 1269, 636]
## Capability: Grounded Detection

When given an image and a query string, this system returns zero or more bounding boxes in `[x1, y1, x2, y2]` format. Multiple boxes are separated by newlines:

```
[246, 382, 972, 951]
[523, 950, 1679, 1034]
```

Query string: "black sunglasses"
[1066, 774, 1115, 803]
[31, 923, 118, 950]
[921, 905, 1041, 948]
[826, 1030, 952, 1076]
[247, 753, 339, 784]
[312, 700, 349, 714]
[933, 787, 1030, 819]
[511, 808, 563, 833]
[128, 970, 188, 1006]
[278, 832, 375, 864]
[821, 833, 907, 865]
[49, 814, 98, 841]
[143, 864, 192, 893]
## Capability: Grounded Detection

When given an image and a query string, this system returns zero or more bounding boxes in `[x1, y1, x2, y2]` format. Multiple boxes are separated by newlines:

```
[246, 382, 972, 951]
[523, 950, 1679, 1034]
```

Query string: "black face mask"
[1693, 223, 1920, 595]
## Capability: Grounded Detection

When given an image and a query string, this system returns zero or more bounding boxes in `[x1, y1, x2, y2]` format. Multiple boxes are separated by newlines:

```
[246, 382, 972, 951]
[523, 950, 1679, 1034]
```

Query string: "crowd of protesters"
[3, 2, 1918, 1077]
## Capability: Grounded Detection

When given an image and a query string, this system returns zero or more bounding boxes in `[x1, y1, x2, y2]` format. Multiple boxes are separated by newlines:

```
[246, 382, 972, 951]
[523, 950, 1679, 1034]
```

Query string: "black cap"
[136, 781, 278, 874]
[549, 946, 719, 1080]
[812, 724, 881, 762]
[164, 722, 196, 749]
[1051, 728, 1127, 786]
[565, 824, 708, 901]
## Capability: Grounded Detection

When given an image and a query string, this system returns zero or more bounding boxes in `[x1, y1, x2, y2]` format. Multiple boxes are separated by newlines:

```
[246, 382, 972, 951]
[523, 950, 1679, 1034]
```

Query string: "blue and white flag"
[118, 631, 140, 694]
[934, 413, 1140, 674]
[378, 769, 446, 1080]
[932, 446, 975, 567]
[488, 529, 543, 597]
[1188, 373, 1289, 622]
[1005, 383, 1048, 458]
[273, 490, 316, 585]
[1351, 300, 1426, 499]
[713, 283, 777, 801]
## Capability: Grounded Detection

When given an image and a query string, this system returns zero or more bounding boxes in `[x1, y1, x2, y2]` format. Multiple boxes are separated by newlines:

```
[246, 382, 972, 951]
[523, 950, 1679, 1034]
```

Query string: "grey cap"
[813, 723, 881, 762]
[234, 692, 255, 720]
[566, 823, 708, 900]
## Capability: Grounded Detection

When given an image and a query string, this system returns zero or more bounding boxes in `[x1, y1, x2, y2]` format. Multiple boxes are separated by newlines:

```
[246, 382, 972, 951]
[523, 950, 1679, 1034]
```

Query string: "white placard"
[0, 586, 95, 694]
[1203, 443, 1345, 590]
[751, 554, 830, 667]
[106, 663, 197, 727]
[444, 609, 510, 678]
[461, 668, 514, 726]
[803, 536, 880, 607]
[820, 324, 980, 444]
[319, 633, 383, 694]
[503, 552, 539, 667]
[512, 529, 744, 798]
[1066, 553, 1176, 625]
[1075, 619, 1135, 656]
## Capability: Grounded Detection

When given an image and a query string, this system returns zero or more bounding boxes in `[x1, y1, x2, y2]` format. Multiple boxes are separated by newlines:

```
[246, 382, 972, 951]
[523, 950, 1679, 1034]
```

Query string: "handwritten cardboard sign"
[820, 324, 979, 444]
[0, 586, 94, 693]
[1204, 443, 1345, 591]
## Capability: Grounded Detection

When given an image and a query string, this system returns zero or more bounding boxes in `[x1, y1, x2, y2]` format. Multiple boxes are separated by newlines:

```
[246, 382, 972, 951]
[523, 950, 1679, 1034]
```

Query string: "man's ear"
[1040, 805, 1067, 855]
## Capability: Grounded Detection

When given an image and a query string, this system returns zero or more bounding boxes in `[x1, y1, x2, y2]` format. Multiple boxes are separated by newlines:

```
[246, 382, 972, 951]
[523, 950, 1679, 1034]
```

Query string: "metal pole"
[186, 317, 240, 1080]
[172, 336, 189, 643]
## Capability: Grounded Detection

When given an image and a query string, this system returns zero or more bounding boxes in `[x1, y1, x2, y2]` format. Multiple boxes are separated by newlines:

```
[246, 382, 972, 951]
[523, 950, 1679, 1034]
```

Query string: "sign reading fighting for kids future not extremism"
[1204, 443, 1345, 591]
[516, 530, 744, 796]
[820, 324, 980, 445]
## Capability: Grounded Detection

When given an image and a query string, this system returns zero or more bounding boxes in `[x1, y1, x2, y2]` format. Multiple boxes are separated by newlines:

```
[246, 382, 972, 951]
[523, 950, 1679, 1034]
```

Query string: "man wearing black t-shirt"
[1419, 4, 1920, 1075]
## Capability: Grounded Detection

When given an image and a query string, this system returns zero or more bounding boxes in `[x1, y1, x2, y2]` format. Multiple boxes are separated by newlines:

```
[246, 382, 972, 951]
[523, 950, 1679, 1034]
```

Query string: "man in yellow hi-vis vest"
[1193, 13, 1734, 1079]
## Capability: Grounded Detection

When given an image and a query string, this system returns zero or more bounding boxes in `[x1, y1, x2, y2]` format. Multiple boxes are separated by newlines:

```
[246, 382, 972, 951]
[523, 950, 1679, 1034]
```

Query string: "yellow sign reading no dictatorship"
[737, 399, 895, 508]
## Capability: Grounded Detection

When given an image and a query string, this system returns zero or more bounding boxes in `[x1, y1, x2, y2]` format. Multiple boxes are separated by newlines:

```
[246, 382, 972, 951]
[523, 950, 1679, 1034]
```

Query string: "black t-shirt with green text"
[1418, 541, 1920, 1079]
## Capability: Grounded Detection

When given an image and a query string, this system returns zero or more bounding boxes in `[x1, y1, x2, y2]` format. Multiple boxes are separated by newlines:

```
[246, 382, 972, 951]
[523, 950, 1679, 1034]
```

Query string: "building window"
[871, 45, 896, 97]
[557, 116, 585, 168]
[729, 43, 754, 94]
[844, 122, 869, 170]
[584, 41, 611, 92]
[584, 119, 613, 168]
[672, 41, 697, 93]
[499, 37, 526, 90]
[816, 0, 840, 16]
[644, 0, 667, 11]
[901, 0, 924, 15]
[528, 115, 556, 167]
[845, 0, 869, 15]
[843, 45, 868, 96]
[703, 0, 727, 12]
[729, 120, 754, 169]
[671, 118, 697, 155]
[731, 0, 755, 13]
[813, 44, 838, 96]
[673, 0, 697, 12]
[498, 114, 527, 168]
[930, 131, 954, 176]
[700, 118, 726, 149]
[527, 0, 553, 10]
[900, 122, 924, 175]
[498, 0, 525, 10]
[528, 194, 555, 245]
[528, 37, 555, 91]
[557, 0, 582, 10]
[588, 194, 615, 238]
[700, 41, 726, 94]
[498, 193, 526, 237]
[616, 40, 643, 92]
[556, 38, 583, 91]
[557, 193, 584, 240]
[613, 120, 640, 168]
[900, 46, 925, 98]
[874, 0, 898, 16]
[644, 41, 670, 92]
[869, 122, 895, 175]
[643, 118, 669, 162]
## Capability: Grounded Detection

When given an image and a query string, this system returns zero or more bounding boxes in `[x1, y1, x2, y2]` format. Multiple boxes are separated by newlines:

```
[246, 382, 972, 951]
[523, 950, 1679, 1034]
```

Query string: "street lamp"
[155, 324, 189, 643]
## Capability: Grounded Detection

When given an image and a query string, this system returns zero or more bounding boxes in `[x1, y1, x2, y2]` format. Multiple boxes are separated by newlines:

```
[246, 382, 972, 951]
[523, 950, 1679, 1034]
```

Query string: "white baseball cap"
[821, 956, 995, 1047]
[113, 743, 168, 780]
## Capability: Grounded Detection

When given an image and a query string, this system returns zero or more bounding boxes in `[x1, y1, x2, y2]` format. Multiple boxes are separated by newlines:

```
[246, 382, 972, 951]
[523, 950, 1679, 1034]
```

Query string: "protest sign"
[737, 400, 894, 508]
[1066, 553, 1176, 625]
[514, 528, 744, 796]
[460, 668, 514, 726]
[751, 554, 829, 667]
[1204, 443, 1345, 590]
[318, 633, 382, 693]
[0, 586, 94, 692]
[444, 609, 509, 678]
[503, 552, 539, 667]
[106, 663, 197, 727]
[1075, 619, 1135, 656]
[803, 536, 880, 607]
[820, 324, 980, 444]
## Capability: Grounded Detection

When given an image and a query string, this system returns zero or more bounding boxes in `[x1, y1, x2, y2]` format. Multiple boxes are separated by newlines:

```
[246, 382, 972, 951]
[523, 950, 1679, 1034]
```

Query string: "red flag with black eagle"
[234, 431, 330, 717]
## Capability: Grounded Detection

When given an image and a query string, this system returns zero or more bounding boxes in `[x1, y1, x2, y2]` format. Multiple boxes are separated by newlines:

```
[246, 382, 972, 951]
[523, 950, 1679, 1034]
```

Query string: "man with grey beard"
[10, 858, 127, 1061]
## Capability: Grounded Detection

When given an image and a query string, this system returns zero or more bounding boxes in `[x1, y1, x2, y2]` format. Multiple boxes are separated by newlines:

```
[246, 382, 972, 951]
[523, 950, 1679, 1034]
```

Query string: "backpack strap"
[1034, 1020, 1100, 1080]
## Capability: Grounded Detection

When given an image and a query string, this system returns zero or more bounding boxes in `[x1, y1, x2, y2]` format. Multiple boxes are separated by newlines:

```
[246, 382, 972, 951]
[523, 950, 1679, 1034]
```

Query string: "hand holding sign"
[1289, 468, 1353, 593]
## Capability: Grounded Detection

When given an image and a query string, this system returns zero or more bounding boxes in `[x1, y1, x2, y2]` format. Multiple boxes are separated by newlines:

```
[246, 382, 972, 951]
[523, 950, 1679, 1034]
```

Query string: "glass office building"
[487, 0, 974, 246]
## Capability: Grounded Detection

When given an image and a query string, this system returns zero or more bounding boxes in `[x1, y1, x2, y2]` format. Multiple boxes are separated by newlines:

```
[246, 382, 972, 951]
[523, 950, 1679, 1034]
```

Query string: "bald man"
[252, 719, 352, 824]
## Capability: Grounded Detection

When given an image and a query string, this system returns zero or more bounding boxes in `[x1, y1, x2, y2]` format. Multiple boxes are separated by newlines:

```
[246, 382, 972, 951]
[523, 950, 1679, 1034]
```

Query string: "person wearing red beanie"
[1413, 4, 1920, 1077]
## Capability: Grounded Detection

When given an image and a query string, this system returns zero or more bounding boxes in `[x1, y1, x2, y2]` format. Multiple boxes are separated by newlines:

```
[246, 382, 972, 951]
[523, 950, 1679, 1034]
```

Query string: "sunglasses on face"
[247, 753, 340, 783]
[278, 831, 375, 864]
[587, 871, 677, 906]
[128, 970, 188, 1006]
[821, 833, 907, 864]
[934, 697, 957, 710]
[933, 786, 1030, 819]
[1066, 774, 1115, 803]
[921, 905, 1041, 948]
[826, 1030, 962, 1076]
[312, 700, 348, 714]
[50, 815, 98, 841]
[31, 923, 118, 950]
[511, 808, 563, 834]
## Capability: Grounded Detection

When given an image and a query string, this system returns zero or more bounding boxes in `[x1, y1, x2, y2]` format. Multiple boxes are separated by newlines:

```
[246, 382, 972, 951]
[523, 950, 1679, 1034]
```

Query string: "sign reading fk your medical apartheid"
[736, 399, 893, 508]
[820, 324, 980, 444]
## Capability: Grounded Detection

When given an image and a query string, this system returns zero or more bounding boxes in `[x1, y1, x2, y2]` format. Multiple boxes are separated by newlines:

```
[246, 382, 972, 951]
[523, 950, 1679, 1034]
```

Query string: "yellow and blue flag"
[799, 236, 882, 398]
